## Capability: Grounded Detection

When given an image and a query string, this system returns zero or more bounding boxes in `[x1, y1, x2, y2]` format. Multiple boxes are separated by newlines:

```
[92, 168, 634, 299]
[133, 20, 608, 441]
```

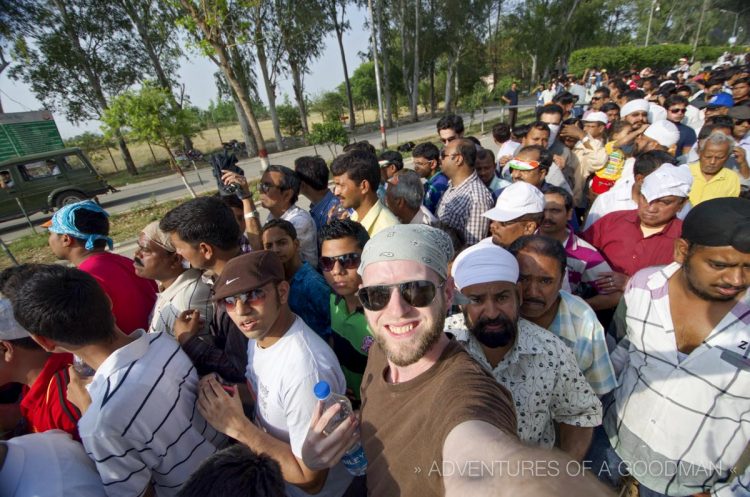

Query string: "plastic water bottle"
[313, 380, 367, 476]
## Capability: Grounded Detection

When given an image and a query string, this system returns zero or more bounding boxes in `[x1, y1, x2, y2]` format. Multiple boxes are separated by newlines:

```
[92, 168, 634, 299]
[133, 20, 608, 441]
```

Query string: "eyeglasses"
[412, 160, 432, 168]
[591, 96, 602, 101]
[356, 280, 444, 311]
[440, 150, 460, 160]
[258, 182, 286, 193]
[319, 253, 361, 272]
[222, 288, 267, 311]
[668, 108, 687, 114]
[440, 136, 458, 144]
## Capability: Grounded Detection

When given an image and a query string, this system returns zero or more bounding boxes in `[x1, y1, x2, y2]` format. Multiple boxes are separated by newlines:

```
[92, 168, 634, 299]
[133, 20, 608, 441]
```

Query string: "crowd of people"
[0, 54, 749, 497]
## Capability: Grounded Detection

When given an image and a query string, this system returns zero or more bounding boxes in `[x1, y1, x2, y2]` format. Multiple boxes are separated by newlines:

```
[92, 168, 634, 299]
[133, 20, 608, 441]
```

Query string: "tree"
[9, 0, 141, 175]
[113, 0, 194, 151]
[102, 84, 198, 197]
[308, 121, 349, 157]
[277, 96, 304, 136]
[0, 0, 41, 112]
[175, 0, 270, 169]
[325, 0, 356, 131]
[275, 0, 330, 137]
[312, 91, 347, 123]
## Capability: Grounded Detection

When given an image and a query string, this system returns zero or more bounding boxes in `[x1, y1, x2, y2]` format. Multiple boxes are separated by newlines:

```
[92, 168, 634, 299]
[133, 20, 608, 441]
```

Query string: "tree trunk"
[444, 52, 457, 113]
[104, 146, 119, 171]
[531, 53, 538, 88]
[52, 0, 138, 175]
[178, 0, 269, 169]
[400, 0, 412, 117]
[146, 140, 158, 165]
[161, 137, 197, 198]
[256, 28, 284, 151]
[232, 98, 258, 157]
[290, 63, 309, 136]
[430, 61, 436, 116]
[377, 0, 393, 127]
[410, 0, 420, 122]
[121, 0, 193, 151]
[335, 26, 356, 131]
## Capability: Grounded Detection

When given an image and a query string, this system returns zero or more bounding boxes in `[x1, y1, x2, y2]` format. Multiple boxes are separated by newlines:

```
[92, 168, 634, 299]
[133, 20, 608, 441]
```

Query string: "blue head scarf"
[46, 200, 114, 250]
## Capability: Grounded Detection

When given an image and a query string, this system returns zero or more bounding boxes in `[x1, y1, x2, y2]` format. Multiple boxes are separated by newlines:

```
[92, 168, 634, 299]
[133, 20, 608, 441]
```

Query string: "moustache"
[134, 257, 144, 268]
[523, 297, 546, 306]
[470, 314, 517, 349]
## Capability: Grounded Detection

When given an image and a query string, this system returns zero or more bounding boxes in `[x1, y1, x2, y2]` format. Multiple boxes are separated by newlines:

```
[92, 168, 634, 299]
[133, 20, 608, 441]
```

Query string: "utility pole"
[645, 0, 658, 46]
[691, 0, 710, 62]
[368, 0, 388, 151]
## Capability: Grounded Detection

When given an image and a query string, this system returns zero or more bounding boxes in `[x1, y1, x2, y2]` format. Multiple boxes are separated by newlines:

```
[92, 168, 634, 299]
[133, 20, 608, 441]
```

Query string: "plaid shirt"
[606, 263, 750, 496]
[436, 172, 494, 246]
[548, 291, 617, 395]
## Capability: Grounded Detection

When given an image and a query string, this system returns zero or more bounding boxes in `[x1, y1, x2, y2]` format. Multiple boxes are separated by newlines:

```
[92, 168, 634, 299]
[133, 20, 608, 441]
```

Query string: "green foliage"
[101, 83, 197, 151]
[308, 121, 349, 155]
[276, 97, 304, 136]
[569, 44, 734, 76]
[312, 91, 347, 123]
[347, 61, 379, 109]
[65, 131, 107, 152]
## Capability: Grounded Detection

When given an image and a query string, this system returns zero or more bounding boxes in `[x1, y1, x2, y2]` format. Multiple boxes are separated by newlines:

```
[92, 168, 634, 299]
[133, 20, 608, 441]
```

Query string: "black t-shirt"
[504, 89, 519, 106]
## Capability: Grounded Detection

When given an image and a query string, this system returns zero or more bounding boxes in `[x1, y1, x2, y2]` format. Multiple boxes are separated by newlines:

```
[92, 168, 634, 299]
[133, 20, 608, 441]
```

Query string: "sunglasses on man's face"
[222, 288, 267, 311]
[258, 182, 286, 194]
[356, 280, 444, 312]
[319, 253, 361, 272]
[668, 108, 687, 114]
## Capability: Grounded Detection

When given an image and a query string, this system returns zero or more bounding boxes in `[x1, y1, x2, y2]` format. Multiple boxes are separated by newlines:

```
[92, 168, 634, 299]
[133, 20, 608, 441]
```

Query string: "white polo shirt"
[0, 431, 106, 497]
[246, 315, 352, 497]
[148, 268, 213, 336]
[81, 331, 224, 497]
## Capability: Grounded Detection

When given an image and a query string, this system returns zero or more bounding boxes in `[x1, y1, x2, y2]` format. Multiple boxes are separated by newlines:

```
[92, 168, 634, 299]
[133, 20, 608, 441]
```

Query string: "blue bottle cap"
[313, 380, 331, 400]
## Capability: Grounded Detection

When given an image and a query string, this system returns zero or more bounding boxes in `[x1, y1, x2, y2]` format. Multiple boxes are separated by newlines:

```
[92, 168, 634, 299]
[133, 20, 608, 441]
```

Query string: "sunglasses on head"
[221, 288, 267, 311]
[319, 253, 361, 272]
[356, 280, 444, 311]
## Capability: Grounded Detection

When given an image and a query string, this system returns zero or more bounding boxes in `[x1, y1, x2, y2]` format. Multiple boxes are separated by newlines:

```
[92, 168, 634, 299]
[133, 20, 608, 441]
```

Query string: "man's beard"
[377, 304, 446, 368]
[465, 311, 518, 348]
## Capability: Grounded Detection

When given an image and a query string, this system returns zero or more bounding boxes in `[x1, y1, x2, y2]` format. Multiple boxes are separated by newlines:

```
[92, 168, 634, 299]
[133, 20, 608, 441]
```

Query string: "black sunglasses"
[668, 108, 687, 114]
[319, 253, 361, 272]
[258, 182, 287, 193]
[356, 280, 444, 311]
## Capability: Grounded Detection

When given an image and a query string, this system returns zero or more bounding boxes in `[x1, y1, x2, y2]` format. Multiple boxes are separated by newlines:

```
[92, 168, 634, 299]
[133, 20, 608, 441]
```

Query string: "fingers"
[315, 402, 343, 434]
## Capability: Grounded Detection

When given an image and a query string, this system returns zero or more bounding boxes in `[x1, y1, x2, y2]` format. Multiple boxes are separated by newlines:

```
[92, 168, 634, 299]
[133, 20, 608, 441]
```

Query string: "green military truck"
[0, 148, 113, 222]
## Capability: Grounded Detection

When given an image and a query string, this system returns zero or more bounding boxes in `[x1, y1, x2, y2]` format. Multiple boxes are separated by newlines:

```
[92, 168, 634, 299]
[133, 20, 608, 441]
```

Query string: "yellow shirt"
[350, 200, 400, 236]
[688, 162, 740, 206]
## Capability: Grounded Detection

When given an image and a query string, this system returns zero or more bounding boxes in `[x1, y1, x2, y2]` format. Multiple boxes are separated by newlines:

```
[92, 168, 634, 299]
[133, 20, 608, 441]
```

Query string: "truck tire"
[55, 191, 86, 209]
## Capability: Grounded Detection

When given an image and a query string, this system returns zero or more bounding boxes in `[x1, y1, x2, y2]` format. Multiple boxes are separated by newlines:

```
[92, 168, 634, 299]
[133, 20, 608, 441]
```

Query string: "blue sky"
[0, 5, 371, 139]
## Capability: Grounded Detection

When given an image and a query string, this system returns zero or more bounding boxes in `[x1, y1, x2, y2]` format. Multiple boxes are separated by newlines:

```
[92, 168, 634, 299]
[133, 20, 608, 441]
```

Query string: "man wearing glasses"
[319, 219, 372, 407]
[196, 250, 353, 497]
[301, 225, 614, 496]
[664, 95, 697, 157]
[435, 138, 494, 245]
[411, 142, 448, 215]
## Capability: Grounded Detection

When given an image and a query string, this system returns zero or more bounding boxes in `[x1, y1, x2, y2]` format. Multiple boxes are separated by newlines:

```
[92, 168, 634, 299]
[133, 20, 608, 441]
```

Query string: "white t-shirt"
[246, 315, 352, 497]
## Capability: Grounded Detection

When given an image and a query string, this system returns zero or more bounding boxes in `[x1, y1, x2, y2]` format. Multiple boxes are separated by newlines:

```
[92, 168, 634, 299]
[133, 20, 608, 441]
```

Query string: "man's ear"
[674, 238, 690, 265]
[359, 180, 372, 196]
[29, 334, 61, 353]
[60, 234, 75, 248]
[199, 242, 214, 262]
[0, 340, 14, 362]
[277, 280, 290, 305]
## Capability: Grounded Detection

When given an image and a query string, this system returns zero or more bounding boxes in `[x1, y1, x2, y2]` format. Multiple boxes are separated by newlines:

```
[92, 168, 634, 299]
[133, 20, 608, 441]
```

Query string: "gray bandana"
[358, 224, 454, 280]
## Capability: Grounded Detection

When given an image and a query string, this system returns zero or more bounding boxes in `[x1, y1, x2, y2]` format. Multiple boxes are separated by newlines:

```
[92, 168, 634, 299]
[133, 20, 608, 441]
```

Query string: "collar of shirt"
[447, 171, 480, 191]
[427, 171, 445, 183]
[333, 294, 364, 314]
[158, 268, 203, 302]
[87, 330, 149, 397]
[353, 199, 385, 230]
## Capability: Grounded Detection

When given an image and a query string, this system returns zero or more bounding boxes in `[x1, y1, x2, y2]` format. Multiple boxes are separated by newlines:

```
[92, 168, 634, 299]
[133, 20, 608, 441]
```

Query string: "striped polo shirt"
[606, 263, 750, 496]
[563, 230, 612, 293]
[80, 331, 224, 497]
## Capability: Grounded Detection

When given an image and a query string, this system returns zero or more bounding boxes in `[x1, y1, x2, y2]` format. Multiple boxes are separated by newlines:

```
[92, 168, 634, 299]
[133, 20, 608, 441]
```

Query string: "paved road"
[0, 103, 535, 247]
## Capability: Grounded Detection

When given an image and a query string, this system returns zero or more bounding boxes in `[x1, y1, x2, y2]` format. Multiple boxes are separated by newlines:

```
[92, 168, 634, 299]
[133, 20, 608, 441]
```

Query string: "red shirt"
[19, 353, 80, 438]
[79, 252, 157, 334]
[581, 210, 683, 276]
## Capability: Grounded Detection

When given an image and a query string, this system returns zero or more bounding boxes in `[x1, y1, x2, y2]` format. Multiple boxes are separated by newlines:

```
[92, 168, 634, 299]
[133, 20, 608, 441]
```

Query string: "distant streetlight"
[645, 0, 660, 47]
[719, 7, 750, 43]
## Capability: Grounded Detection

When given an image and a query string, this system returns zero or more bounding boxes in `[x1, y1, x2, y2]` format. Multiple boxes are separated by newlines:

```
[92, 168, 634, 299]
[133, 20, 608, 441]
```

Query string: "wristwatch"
[244, 210, 260, 220]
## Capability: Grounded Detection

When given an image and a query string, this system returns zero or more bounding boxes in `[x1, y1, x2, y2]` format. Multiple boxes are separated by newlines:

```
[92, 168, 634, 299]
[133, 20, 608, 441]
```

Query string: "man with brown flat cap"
[588, 197, 750, 496]
[192, 251, 352, 497]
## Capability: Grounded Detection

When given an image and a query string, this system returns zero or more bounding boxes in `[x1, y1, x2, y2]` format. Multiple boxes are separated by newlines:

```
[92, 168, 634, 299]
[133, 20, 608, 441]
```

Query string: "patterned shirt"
[447, 314, 602, 447]
[289, 262, 332, 339]
[548, 291, 617, 395]
[487, 175, 512, 201]
[605, 263, 750, 496]
[436, 172, 494, 246]
[423, 171, 449, 214]
[309, 190, 339, 232]
[563, 230, 612, 294]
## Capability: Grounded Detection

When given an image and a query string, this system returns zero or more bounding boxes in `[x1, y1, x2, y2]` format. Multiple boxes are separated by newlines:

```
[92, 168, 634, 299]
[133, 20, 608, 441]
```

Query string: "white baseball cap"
[0, 297, 29, 340]
[583, 111, 608, 124]
[483, 182, 544, 222]
[643, 120, 680, 148]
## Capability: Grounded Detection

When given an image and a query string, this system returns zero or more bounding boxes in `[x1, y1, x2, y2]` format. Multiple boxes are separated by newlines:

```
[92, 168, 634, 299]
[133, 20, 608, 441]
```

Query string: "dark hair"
[294, 156, 329, 191]
[70, 208, 109, 249]
[675, 84, 692, 95]
[562, 117, 582, 129]
[342, 141, 376, 155]
[465, 136, 482, 147]
[492, 122, 511, 142]
[528, 121, 551, 135]
[594, 87, 611, 98]
[552, 91, 576, 106]
[330, 150, 381, 192]
[622, 89, 645, 102]
[476, 148, 496, 164]
[176, 444, 286, 497]
[607, 119, 632, 140]
[261, 218, 297, 241]
[704, 77, 723, 88]
[319, 218, 370, 250]
[735, 76, 750, 87]
[512, 124, 530, 140]
[379, 150, 404, 171]
[435, 221, 466, 258]
[609, 80, 629, 94]
[412, 142, 440, 162]
[633, 150, 677, 177]
[265, 164, 300, 205]
[516, 144, 552, 170]
[160, 197, 240, 251]
[664, 95, 689, 109]
[455, 138, 477, 168]
[601, 102, 620, 114]
[508, 235, 567, 277]
[537, 104, 563, 121]
[543, 185, 573, 211]
[436, 114, 464, 134]
[216, 192, 242, 210]
[703, 114, 734, 130]
[11, 265, 115, 345]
